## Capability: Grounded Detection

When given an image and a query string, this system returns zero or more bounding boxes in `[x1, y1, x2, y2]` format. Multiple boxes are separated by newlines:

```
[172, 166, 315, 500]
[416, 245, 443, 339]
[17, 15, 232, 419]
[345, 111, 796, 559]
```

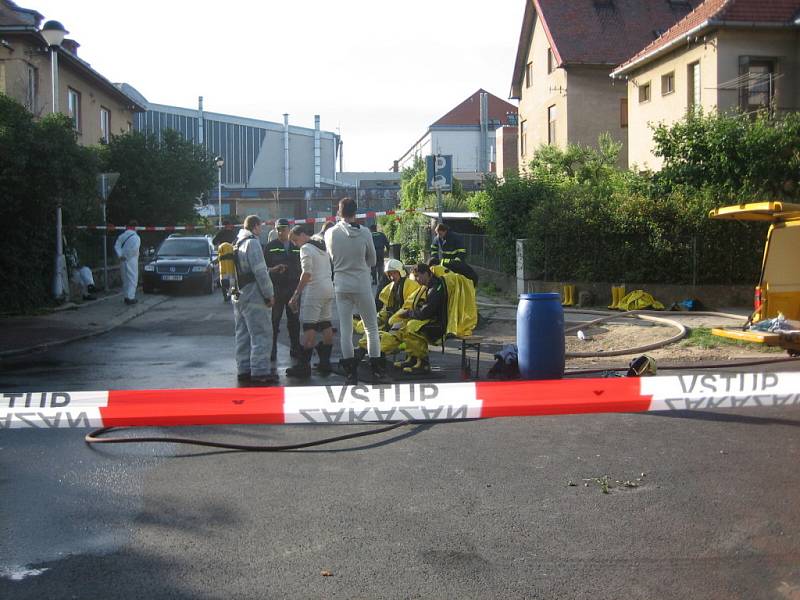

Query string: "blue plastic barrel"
[516, 293, 565, 380]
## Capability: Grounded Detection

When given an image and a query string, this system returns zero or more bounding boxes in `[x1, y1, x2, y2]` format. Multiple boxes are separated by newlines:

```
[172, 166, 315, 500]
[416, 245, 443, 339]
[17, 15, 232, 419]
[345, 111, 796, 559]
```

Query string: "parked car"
[142, 236, 218, 294]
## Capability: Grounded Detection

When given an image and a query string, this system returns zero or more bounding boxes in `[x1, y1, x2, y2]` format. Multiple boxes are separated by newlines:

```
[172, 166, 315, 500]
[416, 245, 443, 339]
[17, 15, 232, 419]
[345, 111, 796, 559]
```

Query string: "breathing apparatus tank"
[217, 242, 239, 297]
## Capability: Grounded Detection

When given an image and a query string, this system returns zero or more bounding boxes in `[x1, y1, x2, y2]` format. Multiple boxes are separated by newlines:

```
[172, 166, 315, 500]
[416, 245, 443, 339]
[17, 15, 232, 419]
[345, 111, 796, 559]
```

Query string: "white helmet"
[384, 258, 405, 277]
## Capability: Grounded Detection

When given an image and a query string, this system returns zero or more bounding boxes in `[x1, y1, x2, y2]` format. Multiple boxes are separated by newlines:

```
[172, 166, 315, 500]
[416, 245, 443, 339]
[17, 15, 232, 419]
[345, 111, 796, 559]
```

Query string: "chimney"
[62, 38, 79, 56]
[314, 115, 321, 189]
[198, 96, 204, 145]
[283, 113, 290, 187]
[392, 160, 399, 173]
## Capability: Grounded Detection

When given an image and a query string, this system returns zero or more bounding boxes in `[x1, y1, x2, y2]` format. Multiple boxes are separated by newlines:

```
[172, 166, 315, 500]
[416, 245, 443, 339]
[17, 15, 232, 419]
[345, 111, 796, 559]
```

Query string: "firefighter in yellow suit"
[380, 262, 477, 374]
[354, 259, 421, 359]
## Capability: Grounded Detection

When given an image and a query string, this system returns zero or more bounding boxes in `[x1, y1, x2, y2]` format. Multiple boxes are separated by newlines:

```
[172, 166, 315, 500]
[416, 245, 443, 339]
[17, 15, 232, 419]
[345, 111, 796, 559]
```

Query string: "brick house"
[510, 0, 697, 169]
[611, 0, 800, 170]
[0, 0, 144, 144]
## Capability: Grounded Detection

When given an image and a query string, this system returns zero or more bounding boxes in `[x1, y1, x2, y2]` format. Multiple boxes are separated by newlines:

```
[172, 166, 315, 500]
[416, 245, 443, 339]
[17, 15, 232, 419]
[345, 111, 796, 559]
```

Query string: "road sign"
[426, 154, 452, 192]
[96, 172, 119, 201]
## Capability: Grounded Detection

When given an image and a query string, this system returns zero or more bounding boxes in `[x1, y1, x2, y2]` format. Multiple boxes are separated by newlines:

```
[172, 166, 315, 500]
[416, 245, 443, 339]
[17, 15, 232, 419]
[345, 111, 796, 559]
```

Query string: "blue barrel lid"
[519, 292, 561, 300]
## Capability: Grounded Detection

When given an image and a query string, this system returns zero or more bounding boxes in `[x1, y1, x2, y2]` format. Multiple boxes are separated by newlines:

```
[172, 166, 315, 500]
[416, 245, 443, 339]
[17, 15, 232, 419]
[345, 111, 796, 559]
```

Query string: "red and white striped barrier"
[2, 372, 798, 429]
[73, 209, 418, 232]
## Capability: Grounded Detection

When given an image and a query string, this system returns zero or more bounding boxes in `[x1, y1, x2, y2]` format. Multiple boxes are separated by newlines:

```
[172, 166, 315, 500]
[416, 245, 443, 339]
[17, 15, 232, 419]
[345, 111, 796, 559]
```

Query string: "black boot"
[353, 346, 367, 364]
[270, 337, 278, 362]
[339, 357, 358, 385]
[369, 356, 391, 383]
[314, 342, 333, 375]
[286, 348, 313, 379]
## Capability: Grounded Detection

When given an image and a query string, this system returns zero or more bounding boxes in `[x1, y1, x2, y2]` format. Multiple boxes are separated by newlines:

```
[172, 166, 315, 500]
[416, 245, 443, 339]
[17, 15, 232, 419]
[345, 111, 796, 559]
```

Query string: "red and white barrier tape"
[2, 372, 798, 429]
[73, 209, 416, 232]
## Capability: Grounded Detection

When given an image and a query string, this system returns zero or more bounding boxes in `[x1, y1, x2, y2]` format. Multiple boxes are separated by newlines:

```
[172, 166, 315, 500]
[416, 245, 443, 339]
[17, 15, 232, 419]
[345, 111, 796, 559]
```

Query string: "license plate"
[161, 275, 183, 281]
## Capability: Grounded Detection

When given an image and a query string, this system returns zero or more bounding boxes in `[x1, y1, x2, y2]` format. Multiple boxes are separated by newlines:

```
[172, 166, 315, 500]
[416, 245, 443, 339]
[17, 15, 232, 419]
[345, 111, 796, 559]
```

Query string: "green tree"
[102, 129, 215, 225]
[0, 94, 101, 312]
[379, 157, 465, 263]
[651, 109, 800, 200]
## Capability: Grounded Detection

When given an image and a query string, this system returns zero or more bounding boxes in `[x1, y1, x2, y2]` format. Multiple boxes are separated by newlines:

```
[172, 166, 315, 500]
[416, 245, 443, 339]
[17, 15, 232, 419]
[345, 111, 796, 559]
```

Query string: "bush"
[0, 94, 101, 312]
[475, 118, 773, 285]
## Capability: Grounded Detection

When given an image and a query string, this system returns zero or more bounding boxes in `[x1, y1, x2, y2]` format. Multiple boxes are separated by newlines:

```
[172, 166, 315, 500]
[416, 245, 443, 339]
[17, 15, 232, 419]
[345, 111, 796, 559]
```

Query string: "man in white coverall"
[114, 221, 141, 305]
[325, 197, 388, 384]
[233, 215, 277, 385]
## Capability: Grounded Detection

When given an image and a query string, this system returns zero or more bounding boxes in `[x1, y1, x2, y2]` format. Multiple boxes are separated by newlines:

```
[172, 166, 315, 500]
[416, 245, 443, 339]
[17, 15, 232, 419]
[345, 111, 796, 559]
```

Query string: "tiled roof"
[431, 89, 517, 127]
[614, 0, 800, 75]
[510, 0, 695, 98]
[0, 0, 42, 27]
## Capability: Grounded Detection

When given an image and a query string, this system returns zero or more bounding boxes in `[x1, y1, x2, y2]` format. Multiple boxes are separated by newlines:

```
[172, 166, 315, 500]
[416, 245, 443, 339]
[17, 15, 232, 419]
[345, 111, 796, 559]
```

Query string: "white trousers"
[335, 290, 380, 359]
[120, 257, 138, 300]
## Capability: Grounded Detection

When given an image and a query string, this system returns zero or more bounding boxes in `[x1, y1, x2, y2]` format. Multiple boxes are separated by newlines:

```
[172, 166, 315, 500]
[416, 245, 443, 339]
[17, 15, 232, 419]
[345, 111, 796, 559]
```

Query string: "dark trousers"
[272, 291, 301, 353]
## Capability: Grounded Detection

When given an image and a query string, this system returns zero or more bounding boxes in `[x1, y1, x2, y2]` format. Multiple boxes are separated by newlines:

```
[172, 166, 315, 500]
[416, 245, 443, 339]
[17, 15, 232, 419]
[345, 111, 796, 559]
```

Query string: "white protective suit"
[114, 228, 141, 301]
[232, 229, 275, 377]
[325, 220, 380, 359]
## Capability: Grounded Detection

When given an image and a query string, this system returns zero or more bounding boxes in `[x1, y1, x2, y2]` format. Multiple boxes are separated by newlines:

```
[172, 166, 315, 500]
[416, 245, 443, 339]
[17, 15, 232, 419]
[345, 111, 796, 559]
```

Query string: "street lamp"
[214, 156, 224, 227]
[41, 20, 68, 300]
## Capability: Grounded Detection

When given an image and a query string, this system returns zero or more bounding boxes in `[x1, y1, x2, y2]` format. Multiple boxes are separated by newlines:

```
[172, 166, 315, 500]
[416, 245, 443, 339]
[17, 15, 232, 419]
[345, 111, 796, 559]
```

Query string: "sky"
[28, 0, 524, 172]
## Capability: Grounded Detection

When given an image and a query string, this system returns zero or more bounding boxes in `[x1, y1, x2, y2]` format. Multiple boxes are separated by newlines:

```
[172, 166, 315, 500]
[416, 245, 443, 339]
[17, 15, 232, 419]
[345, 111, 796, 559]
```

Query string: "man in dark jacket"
[429, 222, 478, 285]
[263, 218, 302, 361]
[396, 263, 448, 374]
[370, 223, 390, 285]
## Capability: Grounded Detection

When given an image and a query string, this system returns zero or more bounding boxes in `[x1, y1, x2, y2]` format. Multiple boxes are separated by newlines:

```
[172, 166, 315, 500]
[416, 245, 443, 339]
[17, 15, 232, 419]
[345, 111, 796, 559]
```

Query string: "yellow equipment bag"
[430, 265, 478, 338]
[218, 242, 236, 283]
[617, 289, 665, 311]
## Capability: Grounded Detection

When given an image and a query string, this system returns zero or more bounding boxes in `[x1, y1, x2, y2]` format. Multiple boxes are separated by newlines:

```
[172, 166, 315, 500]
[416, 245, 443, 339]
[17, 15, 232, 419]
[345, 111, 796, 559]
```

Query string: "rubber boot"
[616, 285, 626, 310]
[403, 357, 430, 374]
[608, 285, 619, 310]
[314, 342, 333, 375]
[340, 357, 358, 385]
[369, 356, 391, 383]
[286, 347, 313, 379]
[394, 355, 415, 369]
[353, 346, 368, 364]
[270, 336, 278, 362]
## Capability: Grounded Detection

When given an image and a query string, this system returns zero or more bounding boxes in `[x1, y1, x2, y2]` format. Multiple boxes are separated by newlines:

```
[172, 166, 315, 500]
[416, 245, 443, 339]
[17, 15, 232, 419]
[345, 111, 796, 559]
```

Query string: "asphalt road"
[2, 293, 799, 599]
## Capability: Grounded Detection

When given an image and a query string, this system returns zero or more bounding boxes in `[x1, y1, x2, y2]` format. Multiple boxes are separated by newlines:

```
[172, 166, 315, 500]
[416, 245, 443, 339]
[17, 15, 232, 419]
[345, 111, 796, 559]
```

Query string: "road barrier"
[2, 372, 798, 429]
[73, 209, 416, 232]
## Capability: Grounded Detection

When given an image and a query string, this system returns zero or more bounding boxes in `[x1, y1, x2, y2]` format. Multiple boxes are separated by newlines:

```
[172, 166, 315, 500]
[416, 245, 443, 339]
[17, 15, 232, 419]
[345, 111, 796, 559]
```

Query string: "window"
[100, 107, 110, 143]
[661, 71, 675, 95]
[547, 105, 557, 145]
[638, 81, 651, 103]
[25, 64, 37, 112]
[688, 61, 700, 110]
[525, 62, 533, 88]
[620, 98, 628, 128]
[547, 48, 556, 74]
[67, 88, 81, 131]
[739, 57, 776, 112]
[520, 119, 528, 157]
[127, 121, 132, 133]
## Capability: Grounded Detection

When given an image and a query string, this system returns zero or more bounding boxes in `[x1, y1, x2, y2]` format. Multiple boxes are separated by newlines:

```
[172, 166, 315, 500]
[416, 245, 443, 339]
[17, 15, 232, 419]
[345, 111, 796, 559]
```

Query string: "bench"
[441, 334, 484, 380]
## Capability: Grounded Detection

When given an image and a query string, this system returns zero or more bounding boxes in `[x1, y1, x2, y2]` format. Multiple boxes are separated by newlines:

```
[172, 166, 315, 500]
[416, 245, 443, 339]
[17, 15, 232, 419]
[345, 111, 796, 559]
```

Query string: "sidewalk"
[0, 293, 168, 360]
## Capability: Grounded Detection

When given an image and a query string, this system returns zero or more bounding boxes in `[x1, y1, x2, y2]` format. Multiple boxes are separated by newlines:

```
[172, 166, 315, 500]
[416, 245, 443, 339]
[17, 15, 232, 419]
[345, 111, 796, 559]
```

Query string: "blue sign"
[426, 154, 453, 191]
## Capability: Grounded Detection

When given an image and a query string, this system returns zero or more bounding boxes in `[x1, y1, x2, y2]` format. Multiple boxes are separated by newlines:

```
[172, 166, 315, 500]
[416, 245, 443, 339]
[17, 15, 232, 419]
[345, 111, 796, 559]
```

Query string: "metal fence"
[461, 233, 762, 286]
[462, 233, 504, 272]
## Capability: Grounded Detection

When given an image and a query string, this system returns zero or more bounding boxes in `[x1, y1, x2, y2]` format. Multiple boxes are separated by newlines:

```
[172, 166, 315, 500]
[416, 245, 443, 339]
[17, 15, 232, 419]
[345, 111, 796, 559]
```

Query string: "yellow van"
[708, 201, 800, 355]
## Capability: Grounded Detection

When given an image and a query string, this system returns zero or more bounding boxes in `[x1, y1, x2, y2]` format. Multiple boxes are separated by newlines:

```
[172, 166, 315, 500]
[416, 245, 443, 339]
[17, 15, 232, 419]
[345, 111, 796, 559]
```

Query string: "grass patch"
[681, 327, 782, 352]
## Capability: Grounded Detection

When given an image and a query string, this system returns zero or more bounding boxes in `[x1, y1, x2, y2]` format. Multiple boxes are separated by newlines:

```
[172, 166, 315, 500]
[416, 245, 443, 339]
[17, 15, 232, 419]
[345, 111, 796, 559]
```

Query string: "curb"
[0, 296, 169, 361]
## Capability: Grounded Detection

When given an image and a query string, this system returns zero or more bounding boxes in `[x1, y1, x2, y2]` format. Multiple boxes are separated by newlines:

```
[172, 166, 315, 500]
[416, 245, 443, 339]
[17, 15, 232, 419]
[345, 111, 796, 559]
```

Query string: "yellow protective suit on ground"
[617, 290, 665, 311]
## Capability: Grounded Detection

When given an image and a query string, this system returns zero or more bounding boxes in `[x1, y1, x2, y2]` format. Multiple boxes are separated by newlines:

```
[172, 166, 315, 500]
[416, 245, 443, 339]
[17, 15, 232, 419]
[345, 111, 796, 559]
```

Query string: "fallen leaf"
[321, 570, 333, 577]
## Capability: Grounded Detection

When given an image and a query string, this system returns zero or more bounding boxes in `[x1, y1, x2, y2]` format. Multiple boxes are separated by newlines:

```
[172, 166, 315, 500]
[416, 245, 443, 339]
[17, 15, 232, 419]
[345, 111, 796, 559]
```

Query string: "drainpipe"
[283, 113, 290, 187]
[314, 115, 321, 189]
[198, 96, 204, 145]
